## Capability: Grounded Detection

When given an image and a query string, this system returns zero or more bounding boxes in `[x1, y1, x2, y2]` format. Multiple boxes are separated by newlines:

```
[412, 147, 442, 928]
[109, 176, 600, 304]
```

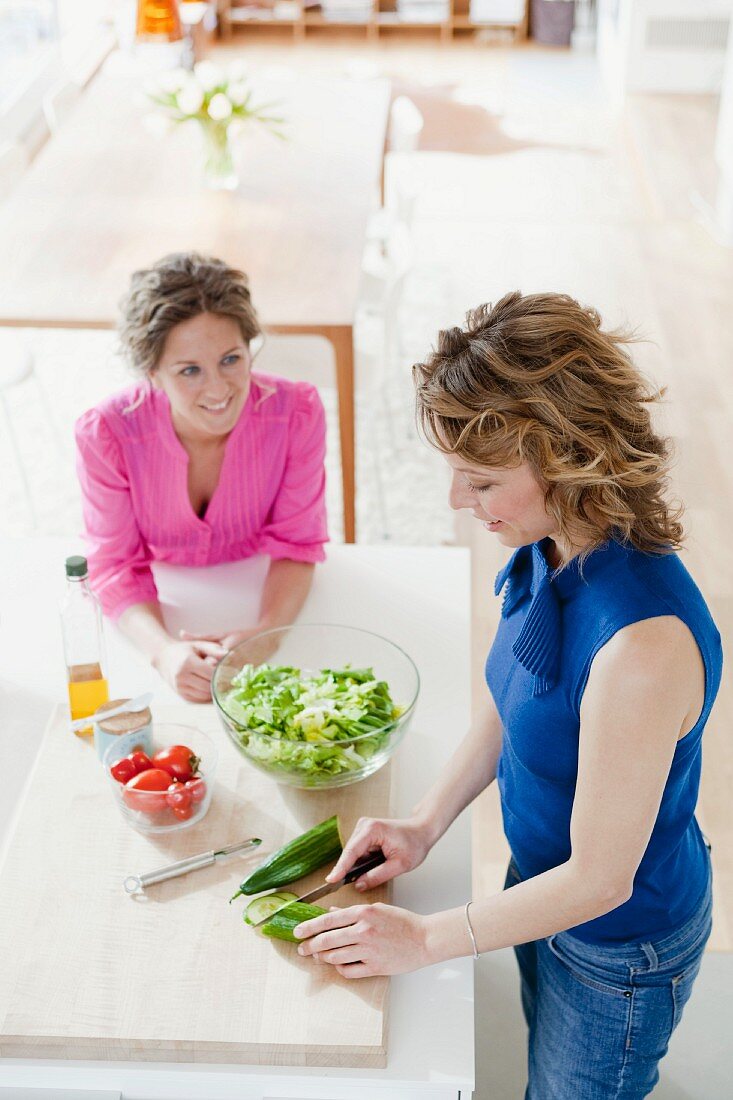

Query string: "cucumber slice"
[244, 891, 298, 927]
[231, 815, 343, 899]
[260, 901, 328, 943]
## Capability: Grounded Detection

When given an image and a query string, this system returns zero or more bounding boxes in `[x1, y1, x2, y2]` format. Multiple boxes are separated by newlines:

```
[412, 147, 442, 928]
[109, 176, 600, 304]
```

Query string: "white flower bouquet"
[144, 60, 284, 189]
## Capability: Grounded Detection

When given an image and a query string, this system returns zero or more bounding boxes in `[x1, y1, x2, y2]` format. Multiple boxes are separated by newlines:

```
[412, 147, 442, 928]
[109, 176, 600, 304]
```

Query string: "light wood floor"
[217, 35, 733, 948]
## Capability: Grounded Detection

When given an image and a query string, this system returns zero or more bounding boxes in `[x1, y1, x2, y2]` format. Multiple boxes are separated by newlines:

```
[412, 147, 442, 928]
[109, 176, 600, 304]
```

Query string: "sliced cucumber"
[260, 901, 328, 943]
[244, 891, 298, 927]
[231, 815, 343, 900]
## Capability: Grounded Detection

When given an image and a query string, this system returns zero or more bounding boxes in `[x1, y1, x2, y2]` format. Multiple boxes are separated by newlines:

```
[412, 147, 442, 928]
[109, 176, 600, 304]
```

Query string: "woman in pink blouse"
[75, 252, 328, 702]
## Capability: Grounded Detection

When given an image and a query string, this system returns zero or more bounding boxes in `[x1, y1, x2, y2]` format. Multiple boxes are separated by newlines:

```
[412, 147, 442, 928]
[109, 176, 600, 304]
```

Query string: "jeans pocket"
[671, 957, 703, 1031]
[546, 934, 633, 998]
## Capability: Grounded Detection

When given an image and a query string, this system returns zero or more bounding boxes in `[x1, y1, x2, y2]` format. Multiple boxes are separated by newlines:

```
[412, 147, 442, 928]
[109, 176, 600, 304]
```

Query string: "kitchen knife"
[251, 849, 387, 925]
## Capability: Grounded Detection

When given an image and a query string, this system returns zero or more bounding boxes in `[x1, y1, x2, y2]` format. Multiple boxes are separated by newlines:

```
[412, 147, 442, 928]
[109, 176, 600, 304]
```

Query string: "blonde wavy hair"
[413, 291, 683, 561]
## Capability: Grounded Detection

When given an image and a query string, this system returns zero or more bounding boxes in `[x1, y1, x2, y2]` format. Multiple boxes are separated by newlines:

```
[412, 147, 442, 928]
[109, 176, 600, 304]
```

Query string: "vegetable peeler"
[123, 837, 262, 894]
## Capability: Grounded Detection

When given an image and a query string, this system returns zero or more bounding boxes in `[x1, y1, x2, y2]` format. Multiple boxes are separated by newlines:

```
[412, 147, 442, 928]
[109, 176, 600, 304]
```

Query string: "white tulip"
[228, 81, 249, 107]
[176, 82, 205, 116]
[157, 67, 189, 94]
[208, 93, 233, 121]
[194, 60, 225, 92]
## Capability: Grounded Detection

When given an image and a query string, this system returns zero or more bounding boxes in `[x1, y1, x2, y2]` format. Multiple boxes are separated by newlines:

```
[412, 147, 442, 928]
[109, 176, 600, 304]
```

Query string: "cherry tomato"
[184, 777, 207, 803]
[122, 768, 172, 813]
[152, 744, 200, 783]
[166, 783, 193, 811]
[110, 758, 137, 784]
[127, 750, 152, 775]
[172, 803, 194, 821]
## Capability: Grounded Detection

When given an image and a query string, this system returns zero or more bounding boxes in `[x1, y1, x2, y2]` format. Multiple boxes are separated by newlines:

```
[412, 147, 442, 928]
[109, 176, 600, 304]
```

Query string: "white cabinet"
[598, 0, 732, 94]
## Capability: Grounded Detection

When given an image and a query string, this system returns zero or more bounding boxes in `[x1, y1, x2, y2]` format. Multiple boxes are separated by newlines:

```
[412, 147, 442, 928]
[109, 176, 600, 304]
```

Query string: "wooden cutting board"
[0, 704, 392, 1067]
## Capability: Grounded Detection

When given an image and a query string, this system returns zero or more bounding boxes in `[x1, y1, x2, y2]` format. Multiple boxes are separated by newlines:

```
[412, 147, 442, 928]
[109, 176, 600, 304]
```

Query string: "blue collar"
[494, 538, 624, 696]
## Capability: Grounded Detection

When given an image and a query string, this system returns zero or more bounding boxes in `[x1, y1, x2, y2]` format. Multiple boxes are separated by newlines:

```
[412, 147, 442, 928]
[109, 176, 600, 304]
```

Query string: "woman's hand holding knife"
[325, 815, 434, 890]
[292, 815, 437, 978]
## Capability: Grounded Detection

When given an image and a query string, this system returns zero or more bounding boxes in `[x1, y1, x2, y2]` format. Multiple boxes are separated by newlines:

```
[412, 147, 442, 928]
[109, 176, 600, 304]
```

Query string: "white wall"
[714, 14, 733, 242]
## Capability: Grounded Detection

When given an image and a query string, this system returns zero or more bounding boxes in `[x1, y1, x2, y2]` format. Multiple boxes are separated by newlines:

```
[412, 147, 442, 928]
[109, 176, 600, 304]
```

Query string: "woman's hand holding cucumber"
[294, 901, 433, 978]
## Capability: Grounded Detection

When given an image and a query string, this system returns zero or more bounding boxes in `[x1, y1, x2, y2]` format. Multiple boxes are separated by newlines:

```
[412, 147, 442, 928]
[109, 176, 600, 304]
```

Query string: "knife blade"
[251, 849, 387, 925]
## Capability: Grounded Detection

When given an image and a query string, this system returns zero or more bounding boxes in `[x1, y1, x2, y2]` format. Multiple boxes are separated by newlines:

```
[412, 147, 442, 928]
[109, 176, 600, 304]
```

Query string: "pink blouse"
[75, 372, 328, 620]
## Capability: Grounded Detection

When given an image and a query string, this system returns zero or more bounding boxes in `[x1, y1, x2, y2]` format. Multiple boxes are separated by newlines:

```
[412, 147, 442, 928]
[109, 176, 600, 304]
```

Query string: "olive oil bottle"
[60, 556, 109, 734]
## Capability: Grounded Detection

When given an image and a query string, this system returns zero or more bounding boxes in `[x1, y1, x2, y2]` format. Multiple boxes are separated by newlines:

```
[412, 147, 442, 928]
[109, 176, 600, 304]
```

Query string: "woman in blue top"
[293, 291, 723, 1098]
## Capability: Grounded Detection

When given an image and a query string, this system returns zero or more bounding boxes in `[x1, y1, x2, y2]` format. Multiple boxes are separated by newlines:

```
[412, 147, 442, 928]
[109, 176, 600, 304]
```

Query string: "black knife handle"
[343, 849, 387, 885]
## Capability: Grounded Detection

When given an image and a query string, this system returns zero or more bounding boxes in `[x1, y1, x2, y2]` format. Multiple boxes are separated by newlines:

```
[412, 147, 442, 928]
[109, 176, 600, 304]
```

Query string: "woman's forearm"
[411, 695, 503, 847]
[424, 861, 630, 965]
[257, 559, 315, 629]
[117, 601, 172, 663]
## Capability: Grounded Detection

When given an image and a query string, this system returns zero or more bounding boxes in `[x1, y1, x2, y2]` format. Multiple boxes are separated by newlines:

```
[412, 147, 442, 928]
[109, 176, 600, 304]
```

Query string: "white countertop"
[0, 538, 474, 1099]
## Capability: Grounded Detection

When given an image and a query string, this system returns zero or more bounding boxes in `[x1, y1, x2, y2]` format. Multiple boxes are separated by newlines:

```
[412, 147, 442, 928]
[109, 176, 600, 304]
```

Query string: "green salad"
[222, 664, 404, 780]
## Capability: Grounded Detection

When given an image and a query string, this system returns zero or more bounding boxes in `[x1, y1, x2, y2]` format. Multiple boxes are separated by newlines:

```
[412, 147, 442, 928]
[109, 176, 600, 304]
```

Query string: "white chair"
[43, 81, 82, 133]
[388, 95, 424, 155]
[366, 168, 418, 249]
[366, 96, 424, 255]
[0, 333, 64, 529]
[0, 142, 29, 202]
[356, 230, 414, 446]
[360, 221, 414, 342]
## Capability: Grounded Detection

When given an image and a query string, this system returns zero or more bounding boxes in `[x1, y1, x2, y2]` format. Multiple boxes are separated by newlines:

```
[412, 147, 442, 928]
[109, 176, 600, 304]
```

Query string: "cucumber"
[244, 891, 298, 926]
[260, 901, 328, 943]
[230, 815, 343, 900]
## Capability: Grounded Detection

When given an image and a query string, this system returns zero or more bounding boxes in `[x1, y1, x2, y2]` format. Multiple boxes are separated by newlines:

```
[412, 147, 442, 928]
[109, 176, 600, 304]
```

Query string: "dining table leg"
[326, 325, 356, 544]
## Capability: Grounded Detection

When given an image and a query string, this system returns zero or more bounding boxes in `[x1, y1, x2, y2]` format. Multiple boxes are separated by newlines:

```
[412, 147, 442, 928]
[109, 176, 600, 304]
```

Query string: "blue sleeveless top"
[485, 537, 722, 944]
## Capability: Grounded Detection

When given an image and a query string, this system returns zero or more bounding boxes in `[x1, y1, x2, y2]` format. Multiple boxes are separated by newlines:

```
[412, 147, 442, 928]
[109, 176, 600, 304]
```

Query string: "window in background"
[0, 0, 121, 116]
[0, 2, 58, 110]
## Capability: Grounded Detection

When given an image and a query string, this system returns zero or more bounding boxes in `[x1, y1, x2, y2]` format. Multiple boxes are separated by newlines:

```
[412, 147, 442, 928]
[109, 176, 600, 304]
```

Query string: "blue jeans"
[504, 854, 713, 1099]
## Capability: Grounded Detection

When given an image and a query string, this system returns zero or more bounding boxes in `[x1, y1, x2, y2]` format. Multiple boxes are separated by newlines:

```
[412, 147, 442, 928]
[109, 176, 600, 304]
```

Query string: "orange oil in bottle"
[68, 662, 109, 733]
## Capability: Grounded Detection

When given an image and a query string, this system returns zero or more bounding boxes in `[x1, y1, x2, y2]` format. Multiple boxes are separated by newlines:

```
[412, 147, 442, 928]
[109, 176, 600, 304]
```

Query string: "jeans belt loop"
[641, 941, 659, 971]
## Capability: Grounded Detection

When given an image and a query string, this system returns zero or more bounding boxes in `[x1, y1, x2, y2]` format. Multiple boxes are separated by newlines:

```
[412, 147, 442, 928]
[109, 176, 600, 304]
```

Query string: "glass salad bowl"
[211, 623, 420, 789]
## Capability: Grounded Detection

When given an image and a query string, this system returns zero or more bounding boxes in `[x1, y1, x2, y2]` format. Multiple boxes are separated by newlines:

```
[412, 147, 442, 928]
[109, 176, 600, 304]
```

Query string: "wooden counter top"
[0, 703, 391, 1066]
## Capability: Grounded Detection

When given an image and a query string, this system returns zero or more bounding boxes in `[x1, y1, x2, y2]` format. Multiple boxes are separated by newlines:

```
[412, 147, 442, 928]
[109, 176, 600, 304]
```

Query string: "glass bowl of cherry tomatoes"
[104, 724, 217, 834]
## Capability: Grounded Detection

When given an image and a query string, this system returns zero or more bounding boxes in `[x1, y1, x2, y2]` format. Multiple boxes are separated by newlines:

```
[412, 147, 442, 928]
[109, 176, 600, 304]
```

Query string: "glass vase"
[199, 121, 238, 191]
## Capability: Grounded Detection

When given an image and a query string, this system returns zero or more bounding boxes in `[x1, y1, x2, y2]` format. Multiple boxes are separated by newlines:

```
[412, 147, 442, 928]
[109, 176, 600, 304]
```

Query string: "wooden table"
[0, 58, 391, 543]
[0, 540, 474, 1098]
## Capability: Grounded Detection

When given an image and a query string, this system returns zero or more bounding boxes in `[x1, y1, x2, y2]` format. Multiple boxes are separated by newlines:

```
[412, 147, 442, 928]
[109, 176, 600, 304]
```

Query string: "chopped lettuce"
[222, 664, 404, 783]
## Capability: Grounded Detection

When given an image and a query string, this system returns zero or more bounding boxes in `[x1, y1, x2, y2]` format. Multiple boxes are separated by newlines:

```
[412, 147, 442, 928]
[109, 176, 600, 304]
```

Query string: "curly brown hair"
[118, 252, 261, 376]
[413, 291, 683, 561]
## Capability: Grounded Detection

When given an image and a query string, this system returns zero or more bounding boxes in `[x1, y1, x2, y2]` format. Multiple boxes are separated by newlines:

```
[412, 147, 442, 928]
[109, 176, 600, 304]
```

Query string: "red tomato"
[122, 768, 172, 813]
[172, 803, 194, 821]
[110, 758, 137, 784]
[166, 783, 193, 811]
[184, 777, 207, 803]
[152, 744, 200, 783]
[127, 750, 152, 775]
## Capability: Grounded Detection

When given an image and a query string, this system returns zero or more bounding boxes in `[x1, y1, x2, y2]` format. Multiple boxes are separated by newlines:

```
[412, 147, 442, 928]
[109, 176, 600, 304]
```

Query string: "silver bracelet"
[464, 901, 479, 960]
